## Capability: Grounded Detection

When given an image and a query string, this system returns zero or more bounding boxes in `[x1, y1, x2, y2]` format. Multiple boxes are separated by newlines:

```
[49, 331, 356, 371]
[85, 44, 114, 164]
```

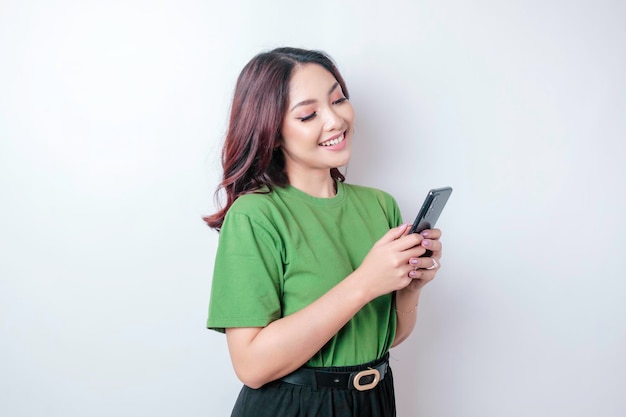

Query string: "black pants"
[230, 363, 396, 417]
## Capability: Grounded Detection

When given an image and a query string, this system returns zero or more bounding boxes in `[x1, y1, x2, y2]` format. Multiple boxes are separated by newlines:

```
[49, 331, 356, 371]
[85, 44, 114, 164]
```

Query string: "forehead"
[287, 64, 339, 99]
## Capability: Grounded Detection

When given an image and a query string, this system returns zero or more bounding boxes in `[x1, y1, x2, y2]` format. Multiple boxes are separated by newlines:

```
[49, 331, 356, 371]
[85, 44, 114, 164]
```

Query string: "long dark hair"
[204, 47, 350, 230]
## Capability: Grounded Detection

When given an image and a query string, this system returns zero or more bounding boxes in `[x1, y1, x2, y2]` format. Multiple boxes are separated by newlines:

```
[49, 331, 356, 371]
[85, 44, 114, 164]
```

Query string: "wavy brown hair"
[204, 47, 350, 230]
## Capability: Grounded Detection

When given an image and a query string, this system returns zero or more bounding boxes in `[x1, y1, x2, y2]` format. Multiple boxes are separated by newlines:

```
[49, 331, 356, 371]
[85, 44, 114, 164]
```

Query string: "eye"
[332, 97, 348, 105]
[298, 112, 317, 122]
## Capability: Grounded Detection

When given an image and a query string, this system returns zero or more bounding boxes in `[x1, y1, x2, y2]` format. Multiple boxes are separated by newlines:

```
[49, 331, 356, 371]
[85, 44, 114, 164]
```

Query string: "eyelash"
[298, 97, 348, 122]
[299, 113, 317, 122]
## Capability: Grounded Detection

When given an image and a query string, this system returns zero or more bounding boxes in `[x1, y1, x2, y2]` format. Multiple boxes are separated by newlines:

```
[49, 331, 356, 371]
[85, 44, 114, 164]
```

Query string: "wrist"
[343, 269, 376, 306]
[396, 303, 418, 315]
[396, 286, 422, 307]
[398, 285, 423, 297]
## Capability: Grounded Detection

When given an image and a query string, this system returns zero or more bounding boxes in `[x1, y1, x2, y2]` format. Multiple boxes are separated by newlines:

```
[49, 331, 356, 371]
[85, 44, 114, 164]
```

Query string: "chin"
[335, 154, 352, 168]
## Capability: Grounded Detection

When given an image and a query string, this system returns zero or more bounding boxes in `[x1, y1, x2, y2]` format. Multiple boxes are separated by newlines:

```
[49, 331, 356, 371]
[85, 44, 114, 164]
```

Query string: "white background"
[1, 1, 625, 416]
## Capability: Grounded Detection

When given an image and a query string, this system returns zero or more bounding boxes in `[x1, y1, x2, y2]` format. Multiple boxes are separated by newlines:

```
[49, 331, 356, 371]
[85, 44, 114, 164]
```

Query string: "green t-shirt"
[207, 181, 402, 367]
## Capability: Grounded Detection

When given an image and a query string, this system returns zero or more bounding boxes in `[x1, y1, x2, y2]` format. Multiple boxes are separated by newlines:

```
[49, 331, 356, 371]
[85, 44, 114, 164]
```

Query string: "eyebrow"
[289, 82, 340, 112]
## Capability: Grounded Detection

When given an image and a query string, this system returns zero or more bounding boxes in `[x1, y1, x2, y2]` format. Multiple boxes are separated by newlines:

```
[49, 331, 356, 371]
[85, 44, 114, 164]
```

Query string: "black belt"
[279, 354, 389, 391]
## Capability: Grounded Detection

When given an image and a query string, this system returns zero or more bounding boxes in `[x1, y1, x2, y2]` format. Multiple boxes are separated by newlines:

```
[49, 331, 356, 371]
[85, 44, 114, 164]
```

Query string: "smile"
[319, 133, 345, 147]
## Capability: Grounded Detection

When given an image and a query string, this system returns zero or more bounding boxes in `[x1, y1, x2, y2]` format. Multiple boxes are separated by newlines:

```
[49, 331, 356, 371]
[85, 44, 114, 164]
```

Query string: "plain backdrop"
[1, 1, 625, 416]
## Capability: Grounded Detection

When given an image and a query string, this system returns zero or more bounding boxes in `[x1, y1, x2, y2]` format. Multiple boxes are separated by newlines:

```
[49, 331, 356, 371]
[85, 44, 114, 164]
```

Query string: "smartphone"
[409, 187, 453, 235]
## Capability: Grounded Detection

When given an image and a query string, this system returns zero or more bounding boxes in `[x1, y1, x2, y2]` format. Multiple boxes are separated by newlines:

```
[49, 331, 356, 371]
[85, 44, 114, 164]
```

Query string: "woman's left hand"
[392, 227, 443, 347]
[404, 228, 442, 292]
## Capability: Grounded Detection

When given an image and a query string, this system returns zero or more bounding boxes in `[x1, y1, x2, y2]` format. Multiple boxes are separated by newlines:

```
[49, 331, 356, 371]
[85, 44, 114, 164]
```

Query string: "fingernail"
[421, 231, 429, 237]
[409, 271, 416, 278]
[422, 240, 430, 246]
[410, 258, 419, 265]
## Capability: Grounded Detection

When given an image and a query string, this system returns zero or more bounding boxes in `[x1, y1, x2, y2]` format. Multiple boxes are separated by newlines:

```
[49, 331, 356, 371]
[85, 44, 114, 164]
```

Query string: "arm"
[226, 224, 425, 389]
[392, 228, 443, 347]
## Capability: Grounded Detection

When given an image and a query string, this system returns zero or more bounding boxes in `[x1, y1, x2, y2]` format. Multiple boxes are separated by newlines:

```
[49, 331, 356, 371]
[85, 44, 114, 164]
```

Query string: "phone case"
[409, 186, 453, 234]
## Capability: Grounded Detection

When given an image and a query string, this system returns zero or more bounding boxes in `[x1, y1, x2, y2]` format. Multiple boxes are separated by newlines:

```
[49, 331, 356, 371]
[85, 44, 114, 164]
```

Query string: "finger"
[424, 257, 440, 270]
[392, 232, 424, 252]
[374, 224, 410, 247]
[421, 238, 442, 254]
[420, 228, 442, 240]
[407, 250, 429, 267]
[409, 257, 440, 270]
[409, 257, 420, 268]
[407, 266, 435, 279]
[409, 268, 437, 284]
[408, 268, 423, 279]
[403, 249, 428, 268]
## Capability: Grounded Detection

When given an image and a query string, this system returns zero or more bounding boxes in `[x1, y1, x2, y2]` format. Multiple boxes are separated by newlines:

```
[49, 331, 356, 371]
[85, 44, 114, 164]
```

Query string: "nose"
[324, 107, 344, 131]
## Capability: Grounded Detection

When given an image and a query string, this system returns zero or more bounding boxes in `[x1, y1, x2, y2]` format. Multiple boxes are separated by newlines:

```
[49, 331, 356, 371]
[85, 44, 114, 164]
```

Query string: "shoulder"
[229, 190, 278, 214]
[223, 189, 288, 235]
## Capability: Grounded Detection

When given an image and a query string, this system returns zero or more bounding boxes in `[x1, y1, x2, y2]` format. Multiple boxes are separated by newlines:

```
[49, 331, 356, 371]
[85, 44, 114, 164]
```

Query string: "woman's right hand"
[355, 224, 427, 300]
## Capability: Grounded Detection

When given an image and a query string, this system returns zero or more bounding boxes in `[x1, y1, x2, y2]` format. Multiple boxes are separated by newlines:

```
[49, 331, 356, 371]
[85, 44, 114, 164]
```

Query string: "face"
[279, 63, 355, 181]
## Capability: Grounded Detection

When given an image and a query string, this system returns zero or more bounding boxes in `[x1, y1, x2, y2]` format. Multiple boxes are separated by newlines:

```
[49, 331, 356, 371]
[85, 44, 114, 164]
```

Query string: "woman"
[205, 47, 443, 417]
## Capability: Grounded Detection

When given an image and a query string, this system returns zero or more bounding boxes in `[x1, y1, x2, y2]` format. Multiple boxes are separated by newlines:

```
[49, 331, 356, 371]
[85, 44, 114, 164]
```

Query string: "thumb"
[374, 224, 410, 247]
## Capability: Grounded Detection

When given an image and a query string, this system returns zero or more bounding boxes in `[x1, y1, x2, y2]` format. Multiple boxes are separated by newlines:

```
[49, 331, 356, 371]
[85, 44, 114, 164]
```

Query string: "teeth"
[320, 134, 344, 147]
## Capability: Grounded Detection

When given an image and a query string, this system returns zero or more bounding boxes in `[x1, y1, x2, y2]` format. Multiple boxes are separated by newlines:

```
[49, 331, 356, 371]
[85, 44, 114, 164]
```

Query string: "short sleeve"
[380, 191, 402, 228]
[390, 197, 402, 228]
[207, 211, 283, 333]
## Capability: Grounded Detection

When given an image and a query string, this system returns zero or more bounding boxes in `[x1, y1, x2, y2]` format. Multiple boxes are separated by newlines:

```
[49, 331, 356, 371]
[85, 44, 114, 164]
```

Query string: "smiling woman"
[204, 47, 444, 417]
[203, 48, 352, 230]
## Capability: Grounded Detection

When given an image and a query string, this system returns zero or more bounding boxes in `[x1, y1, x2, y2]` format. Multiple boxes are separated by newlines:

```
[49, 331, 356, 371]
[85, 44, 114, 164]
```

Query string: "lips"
[319, 133, 345, 147]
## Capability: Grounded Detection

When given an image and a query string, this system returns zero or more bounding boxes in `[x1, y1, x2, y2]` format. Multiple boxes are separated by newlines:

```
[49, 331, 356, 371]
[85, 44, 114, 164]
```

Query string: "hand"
[404, 228, 443, 292]
[355, 224, 427, 299]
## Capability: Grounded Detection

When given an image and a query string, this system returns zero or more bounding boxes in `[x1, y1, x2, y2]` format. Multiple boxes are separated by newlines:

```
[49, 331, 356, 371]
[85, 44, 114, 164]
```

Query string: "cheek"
[280, 120, 296, 144]
[342, 103, 355, 125]
[280, 122, 315, 148]
[342, 108, 355, 135]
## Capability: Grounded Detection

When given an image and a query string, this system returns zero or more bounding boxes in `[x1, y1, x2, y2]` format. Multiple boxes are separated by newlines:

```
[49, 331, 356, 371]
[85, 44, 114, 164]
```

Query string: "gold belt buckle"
[352, 368, 380, 391]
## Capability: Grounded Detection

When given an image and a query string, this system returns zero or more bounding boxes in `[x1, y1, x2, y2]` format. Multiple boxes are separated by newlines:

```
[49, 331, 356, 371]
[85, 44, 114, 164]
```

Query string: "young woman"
[205, 47, 443, 417]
